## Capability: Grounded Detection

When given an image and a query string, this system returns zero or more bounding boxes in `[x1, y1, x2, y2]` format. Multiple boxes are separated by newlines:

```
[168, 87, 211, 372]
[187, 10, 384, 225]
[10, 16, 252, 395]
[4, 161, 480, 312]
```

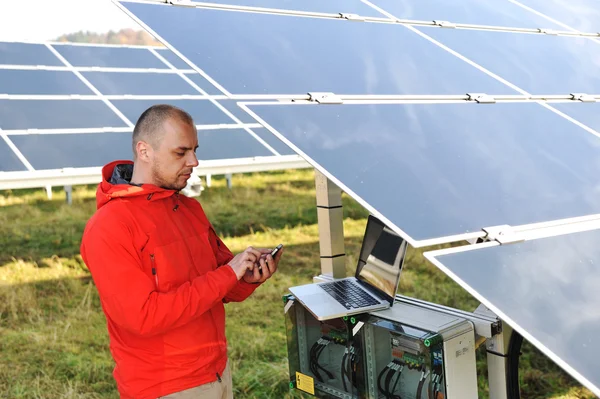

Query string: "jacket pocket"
[150, 253, 158, 290]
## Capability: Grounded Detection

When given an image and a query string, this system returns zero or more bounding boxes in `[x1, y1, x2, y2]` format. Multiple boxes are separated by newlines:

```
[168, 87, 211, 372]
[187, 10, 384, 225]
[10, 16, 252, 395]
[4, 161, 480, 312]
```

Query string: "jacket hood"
[96, 160, 176, 210]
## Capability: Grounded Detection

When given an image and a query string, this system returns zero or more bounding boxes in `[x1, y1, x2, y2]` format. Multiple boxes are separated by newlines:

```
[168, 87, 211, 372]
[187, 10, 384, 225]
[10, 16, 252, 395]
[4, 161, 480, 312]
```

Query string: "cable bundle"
[341, 345, 361, 393]
[377, 359, 404, 399]
[309, 337, 334, 383]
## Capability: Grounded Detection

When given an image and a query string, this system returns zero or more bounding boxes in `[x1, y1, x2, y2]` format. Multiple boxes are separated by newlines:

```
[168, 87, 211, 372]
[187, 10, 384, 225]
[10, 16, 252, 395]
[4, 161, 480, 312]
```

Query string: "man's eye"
[176, 152, 184, 156]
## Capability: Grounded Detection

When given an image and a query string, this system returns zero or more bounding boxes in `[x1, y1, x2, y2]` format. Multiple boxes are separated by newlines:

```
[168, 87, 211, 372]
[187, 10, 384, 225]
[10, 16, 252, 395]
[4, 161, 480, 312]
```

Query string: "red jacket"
[80, 160, 259, 398]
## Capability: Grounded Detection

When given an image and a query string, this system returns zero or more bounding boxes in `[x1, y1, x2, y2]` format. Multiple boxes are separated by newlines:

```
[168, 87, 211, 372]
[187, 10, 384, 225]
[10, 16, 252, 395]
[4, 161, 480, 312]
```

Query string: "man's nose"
[187, 151, 199, 167]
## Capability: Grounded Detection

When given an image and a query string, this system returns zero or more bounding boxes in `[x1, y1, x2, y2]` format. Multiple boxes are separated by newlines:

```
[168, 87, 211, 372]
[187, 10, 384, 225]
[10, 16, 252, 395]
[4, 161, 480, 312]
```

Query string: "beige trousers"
[158, 361, 233, 399]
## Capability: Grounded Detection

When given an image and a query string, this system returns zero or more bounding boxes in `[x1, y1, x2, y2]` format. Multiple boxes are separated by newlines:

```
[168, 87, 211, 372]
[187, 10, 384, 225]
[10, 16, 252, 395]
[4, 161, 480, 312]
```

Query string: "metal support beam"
[314, 170, 346, 279]
[45, 185, 52, 200]
[206, 174, 212, 188]
[64, 185, 73, 205]
[225, 173, 233, 189]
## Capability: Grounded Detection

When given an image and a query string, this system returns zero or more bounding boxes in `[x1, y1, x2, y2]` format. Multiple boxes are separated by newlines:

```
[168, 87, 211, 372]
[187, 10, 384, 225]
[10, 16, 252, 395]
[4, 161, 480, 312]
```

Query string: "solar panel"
[425, 229, 600, 397]
[0, 138, 27, 172]
[120, 3, 516, 95]
[190, 0, 386, 16]
[81, 72, 200, 95]
[9, 128, 274, 170]
[515, 0, 600, 32]
[0, 70, 94, 95]
[0, 39, 298, 184]
[0, 100, 128, 130]
[154, 48, 192, 70]
[53, 44, 168, 68]
[418, 27, 600, 94]
[369, 0, 564, 28]
[0, 42, 63, 66]
[111, 99, 238, 126]
[551, 102, 600, 132]
[244, 101, 600, 245]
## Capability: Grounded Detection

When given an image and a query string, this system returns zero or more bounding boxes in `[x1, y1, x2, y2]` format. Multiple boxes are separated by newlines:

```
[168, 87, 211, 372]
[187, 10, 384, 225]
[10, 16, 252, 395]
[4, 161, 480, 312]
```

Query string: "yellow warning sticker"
[296, 371, 315, 395]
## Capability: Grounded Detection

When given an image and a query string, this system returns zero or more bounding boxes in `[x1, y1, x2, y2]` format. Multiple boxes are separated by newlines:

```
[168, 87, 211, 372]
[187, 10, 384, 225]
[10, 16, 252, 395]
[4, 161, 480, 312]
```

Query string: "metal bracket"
[482, 225, 523, 245]
[538, 28, 558, 35]
[571, 93, 596, 103]
[466, 93, 496, 104]
[308, 92, 343, 104]
[339, 13, 365, 21]
[166, 0, 196, 7]
[433, 20, 457, 28]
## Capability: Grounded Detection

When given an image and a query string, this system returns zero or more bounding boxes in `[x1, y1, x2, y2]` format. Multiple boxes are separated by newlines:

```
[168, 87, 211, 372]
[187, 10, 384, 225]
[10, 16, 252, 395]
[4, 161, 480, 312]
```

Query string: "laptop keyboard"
[320, 280, 380, 310]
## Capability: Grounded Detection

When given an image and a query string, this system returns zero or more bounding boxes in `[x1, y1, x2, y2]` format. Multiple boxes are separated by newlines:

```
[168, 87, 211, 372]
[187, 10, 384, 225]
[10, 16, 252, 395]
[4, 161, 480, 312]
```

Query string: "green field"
[0, 169, 594, 399]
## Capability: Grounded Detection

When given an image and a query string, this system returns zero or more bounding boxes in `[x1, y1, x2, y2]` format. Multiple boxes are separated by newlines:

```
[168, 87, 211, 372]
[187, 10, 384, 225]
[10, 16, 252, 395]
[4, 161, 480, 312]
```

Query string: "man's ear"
[136, 140, 152, 162]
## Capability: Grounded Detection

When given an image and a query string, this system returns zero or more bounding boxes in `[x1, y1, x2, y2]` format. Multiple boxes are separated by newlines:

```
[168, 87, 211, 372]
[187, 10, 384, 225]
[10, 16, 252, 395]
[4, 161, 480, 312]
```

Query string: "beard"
[150, 162, 188, 191]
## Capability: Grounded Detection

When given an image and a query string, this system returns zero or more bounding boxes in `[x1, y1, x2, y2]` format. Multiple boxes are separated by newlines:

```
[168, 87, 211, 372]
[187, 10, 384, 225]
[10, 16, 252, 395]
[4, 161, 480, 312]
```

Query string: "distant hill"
[54, 28, 163, 46]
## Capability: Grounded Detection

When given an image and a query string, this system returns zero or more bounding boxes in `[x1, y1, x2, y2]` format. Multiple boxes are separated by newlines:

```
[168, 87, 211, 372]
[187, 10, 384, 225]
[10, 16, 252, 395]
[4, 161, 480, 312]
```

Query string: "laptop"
[289, 215, 408, 321]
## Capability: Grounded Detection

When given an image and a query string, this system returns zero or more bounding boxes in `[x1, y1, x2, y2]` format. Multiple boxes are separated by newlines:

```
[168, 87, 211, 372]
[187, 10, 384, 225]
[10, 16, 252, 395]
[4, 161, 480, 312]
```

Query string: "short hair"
[132, 104, 195, 158]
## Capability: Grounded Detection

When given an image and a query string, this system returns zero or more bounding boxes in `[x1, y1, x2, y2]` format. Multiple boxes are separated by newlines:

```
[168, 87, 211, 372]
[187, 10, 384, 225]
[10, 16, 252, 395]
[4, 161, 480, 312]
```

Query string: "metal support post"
[476, 304, 514, 399]
[206, 174, 212, 188]
[45, 185, 53, 200]
[314, 170, 346, 279]
[64, 185, 73, 205]
[225, 173, 233, 189]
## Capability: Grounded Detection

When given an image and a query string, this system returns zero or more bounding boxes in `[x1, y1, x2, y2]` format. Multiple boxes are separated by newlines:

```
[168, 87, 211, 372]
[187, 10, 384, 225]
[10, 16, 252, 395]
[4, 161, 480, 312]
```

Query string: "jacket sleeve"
[208, 227, 261, 303]
[81, 218, 239, 337]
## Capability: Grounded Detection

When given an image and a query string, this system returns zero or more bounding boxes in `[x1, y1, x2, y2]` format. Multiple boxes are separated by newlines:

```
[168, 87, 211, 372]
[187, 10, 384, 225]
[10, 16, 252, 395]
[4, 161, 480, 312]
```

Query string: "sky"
[0, 0, 140, 42]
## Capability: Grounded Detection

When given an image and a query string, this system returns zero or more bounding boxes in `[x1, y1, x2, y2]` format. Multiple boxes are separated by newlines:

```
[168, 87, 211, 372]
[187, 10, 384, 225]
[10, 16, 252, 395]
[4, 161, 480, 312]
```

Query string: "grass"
[0, 169, 595, 399]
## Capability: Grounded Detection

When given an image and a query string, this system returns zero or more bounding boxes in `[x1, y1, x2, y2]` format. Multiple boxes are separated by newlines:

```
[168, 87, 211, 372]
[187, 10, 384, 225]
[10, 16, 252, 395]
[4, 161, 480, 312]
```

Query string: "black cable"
[390, 366, 402, 399]
[309, 341, 323, 382]
[384, 366, 395, 399]
[378, 365, 391, 398]
[416, 378, 425, 399]
[315, 343, 334, 380]
[341, 352, 348, 391]
[506, 331, 523, 399]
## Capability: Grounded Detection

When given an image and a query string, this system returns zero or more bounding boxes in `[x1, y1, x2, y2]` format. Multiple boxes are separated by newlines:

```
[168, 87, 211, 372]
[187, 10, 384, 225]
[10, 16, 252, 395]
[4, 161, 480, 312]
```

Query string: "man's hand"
[228, 247, 263, 280]
[243, 246, 283, 284]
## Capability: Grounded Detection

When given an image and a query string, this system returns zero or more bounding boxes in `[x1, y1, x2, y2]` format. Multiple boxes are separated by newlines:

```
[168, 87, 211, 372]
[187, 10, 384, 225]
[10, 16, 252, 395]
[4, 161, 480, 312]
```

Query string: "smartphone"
[271, 243, 283, 257]
[258, 244, 283, 271]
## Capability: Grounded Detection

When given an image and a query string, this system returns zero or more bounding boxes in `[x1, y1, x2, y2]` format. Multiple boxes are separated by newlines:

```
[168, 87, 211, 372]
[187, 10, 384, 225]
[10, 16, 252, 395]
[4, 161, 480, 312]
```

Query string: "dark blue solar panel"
[250, 128, 295, 155]
[195, 0, 385, 17]
[53, 44, 167, 69]
[517, 0, 600, 32]
[432, 229, 600, 397]
[0, 70, 93, 95]
[111, 99, 233, 125]
[196, 128, 273, 160]
[11, 133, 133, 170]
[370, 0, 564, 29]
[551, 103, 600, 133]
[185, 74, 223, 95]
[418, 27, 600, 94]
[216, 100, 258, 124]
[0, 139, 27, 172]
[0, 100, 128, 130]
[248, 102, 600, 243]
[82, 72, 198, 95]
[123, 3, 515, 95]
[10, 129, 272, 170]
[0, 42, 63, 66]
[154, 49, 193, 70]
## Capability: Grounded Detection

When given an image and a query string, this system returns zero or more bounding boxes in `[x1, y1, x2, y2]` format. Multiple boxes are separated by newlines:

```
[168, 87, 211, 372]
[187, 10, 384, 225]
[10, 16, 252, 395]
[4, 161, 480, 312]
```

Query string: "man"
[80, 104, 282, 399]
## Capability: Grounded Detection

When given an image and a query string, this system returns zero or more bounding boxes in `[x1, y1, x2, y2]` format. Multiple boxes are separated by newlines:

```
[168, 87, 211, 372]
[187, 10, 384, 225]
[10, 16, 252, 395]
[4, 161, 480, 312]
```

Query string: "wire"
[341, 351, 348, 392]
[506, 331, 523, 399]
[315, 342, 334, 380]
[378, 364, 391, 398]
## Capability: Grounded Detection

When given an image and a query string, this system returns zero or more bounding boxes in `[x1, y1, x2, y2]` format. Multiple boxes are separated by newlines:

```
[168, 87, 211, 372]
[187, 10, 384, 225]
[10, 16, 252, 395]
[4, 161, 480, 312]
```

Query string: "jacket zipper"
[150, 254, 158, 289]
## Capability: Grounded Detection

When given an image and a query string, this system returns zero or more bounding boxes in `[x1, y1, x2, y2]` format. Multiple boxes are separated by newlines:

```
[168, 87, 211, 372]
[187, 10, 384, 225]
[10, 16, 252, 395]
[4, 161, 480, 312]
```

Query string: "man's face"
[149, 118, 199, 190]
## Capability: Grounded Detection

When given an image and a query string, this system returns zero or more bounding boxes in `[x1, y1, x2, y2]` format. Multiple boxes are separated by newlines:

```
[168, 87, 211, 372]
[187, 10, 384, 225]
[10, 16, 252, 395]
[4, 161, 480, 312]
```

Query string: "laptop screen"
[355, 215, 408, 303]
